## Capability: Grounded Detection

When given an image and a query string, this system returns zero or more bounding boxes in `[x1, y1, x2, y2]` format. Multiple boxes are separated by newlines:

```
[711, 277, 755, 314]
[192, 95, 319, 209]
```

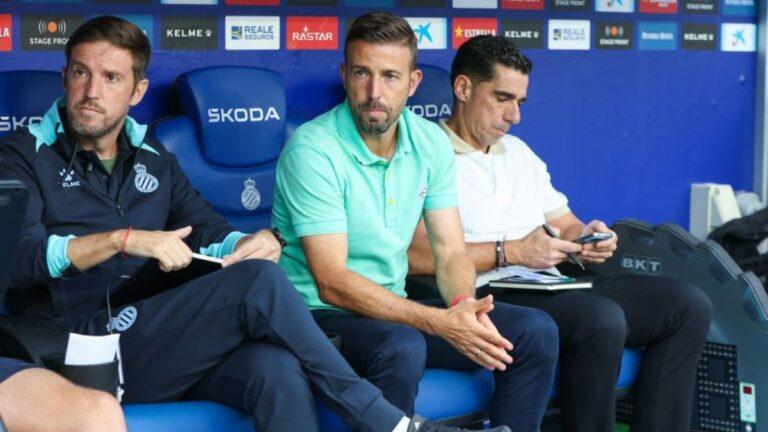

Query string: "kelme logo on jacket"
[59, 168, 81, 188]
[134, 163, 159, 194]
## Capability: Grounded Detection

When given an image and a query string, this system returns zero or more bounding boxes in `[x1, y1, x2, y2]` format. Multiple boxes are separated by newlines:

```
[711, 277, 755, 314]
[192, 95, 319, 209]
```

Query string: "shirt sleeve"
[275, 145, 347, 237]
[0, 136, 62, 287]
[424, 131, 458, 211]
[527, 143, 569, 216]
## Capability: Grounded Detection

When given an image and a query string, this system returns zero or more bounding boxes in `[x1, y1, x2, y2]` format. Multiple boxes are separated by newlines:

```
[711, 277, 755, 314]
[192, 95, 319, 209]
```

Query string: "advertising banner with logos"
[0, 0, 758, 227]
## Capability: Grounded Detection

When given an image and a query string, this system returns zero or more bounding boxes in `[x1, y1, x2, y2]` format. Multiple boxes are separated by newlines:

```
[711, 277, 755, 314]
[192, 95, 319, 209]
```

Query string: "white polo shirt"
[439, 120, 571, 286]
[440, 119, 570, 243]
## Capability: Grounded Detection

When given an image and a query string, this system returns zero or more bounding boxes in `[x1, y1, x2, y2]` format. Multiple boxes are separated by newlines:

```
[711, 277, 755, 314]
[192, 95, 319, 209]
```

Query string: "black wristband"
[495, 240, 503, 269]
[500, 238, 509, 267]
[269, 227, 287, 249]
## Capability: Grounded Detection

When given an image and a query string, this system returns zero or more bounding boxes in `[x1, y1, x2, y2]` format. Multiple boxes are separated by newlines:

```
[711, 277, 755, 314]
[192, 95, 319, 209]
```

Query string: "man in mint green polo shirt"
[272, 12, 559, 431]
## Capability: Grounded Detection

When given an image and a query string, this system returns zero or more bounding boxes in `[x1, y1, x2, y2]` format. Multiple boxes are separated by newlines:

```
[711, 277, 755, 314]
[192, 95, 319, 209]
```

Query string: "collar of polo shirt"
[439, 118, 506, 156]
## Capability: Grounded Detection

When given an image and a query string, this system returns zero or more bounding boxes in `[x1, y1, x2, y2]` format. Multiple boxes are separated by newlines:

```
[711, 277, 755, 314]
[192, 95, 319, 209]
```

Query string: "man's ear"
[408, 68, 423, 97]
[453, 74, 472, 103]
[340, 63, 347, 91]
[130, 78, 149, 107]
[61, 67, 68, 92]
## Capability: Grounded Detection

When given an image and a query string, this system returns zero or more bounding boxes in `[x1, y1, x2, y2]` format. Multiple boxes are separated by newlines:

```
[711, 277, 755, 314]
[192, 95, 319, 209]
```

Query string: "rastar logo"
[208, 107, 281, 123]
[286, 17, 338, 50]
[621, 255, 663, 275]
[502, 0, 545, 10]
[0, 116, 43, 132]
[452, 18, 497, 49]
[0, 15, 11, 51]
[407, 104, 451, 120]
[639, 0, 678, 13]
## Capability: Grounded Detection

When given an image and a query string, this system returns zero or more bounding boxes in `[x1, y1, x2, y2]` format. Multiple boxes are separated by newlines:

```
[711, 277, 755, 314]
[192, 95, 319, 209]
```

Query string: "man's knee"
[224, 260, 299, 301]
[372, 325, 427, 385]
[504, 307, 559, 364]
[665, 281, 713, 336]
[83, 390, 126, 432]
[572, 297, 627, 349]
[226, 259, 286, 286]
[0, 369, 126, 432]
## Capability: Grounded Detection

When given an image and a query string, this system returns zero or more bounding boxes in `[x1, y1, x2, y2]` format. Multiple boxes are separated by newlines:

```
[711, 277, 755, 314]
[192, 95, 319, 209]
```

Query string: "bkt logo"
[208, 107, 281, 123]
[0, 116, 43, 132]
[621, 255, 663, 275]
[408, 104, 451, 120]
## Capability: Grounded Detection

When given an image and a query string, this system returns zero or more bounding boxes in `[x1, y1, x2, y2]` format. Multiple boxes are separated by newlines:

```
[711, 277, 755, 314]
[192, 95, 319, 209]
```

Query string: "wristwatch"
[269, 227, 287, 249]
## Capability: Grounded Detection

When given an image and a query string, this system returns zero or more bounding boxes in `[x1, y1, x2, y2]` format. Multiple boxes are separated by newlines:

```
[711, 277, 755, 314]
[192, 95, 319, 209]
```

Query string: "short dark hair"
[65, 16, 150, 85]
[451, 35, 532, 87]
[345, 12, 417, 70]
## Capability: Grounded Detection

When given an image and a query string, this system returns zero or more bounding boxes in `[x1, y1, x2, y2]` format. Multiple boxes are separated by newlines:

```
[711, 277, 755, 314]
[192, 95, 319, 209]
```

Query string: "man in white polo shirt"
[408, 35, 713, 432]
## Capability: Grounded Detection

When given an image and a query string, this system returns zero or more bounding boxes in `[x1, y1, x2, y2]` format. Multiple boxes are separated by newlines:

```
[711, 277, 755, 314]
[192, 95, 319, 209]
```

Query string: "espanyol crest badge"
[241, 178, 261, 211]
[134, 163, 159, 194]
[106, 306, 138, 332]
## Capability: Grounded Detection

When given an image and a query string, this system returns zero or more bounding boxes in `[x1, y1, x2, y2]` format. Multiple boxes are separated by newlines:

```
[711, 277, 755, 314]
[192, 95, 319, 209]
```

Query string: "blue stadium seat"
[407, 64, 452, 123]
[122, 350, 643, 431]
[152, 66, 286, 233]
[0, 70, 62, 138]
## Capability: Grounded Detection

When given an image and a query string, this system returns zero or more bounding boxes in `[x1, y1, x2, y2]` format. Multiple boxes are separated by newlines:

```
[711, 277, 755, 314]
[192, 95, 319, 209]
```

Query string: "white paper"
[191, 253, 223, 265]
[757, 236, 768, 255]
[64, 333, 121, 366]
[476, 265, 564, 288]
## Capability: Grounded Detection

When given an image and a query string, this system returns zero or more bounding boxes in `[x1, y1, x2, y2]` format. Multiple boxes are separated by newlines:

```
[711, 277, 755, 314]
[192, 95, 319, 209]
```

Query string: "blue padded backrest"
[0, 71, 62, 137]
[407, 64, 452, 123]
[152, 116, 274, 233]
[174, 67, 286, 168]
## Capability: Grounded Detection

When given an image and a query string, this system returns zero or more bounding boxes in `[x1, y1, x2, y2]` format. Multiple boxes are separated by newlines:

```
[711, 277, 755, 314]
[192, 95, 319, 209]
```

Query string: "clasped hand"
[438, 295, 514, 371]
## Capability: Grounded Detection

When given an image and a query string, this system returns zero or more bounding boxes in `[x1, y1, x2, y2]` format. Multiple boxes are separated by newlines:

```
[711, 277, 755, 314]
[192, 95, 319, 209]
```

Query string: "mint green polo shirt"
[272, 100, 458, 310]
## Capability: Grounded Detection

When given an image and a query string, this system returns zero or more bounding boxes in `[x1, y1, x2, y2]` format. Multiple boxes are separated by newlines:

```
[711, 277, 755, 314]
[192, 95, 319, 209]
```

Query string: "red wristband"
[121, 227, 132, 259]
[450, 294, 472, 308]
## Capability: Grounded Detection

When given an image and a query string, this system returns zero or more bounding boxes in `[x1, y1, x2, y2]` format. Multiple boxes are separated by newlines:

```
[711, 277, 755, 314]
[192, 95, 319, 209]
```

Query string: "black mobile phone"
[574, 232, 613, 244]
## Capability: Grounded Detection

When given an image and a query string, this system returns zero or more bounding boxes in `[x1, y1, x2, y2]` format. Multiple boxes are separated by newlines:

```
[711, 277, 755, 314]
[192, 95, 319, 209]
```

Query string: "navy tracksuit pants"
[72, 260, 405, 432]
[313, 300, 560, 431]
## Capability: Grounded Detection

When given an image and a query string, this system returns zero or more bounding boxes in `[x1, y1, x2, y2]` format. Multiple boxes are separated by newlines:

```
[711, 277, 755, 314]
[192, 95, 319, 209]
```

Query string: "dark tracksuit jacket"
[0, 99, 246, 325]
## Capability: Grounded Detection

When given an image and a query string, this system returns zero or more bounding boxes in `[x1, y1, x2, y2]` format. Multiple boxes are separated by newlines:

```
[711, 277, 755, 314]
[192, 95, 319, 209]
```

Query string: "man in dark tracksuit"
[0, 16, 499, 432]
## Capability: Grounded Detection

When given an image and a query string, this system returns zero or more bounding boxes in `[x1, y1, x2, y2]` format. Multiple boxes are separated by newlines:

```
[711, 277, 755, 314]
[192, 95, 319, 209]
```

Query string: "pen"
[542, 224, 586, 271]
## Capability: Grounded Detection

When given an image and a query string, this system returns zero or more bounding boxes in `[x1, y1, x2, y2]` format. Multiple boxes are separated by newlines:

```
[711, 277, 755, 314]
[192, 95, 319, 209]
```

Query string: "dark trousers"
[313, 300, 559, 431]
[71, 260, 404, 432]
[485, 275, 713, 432]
